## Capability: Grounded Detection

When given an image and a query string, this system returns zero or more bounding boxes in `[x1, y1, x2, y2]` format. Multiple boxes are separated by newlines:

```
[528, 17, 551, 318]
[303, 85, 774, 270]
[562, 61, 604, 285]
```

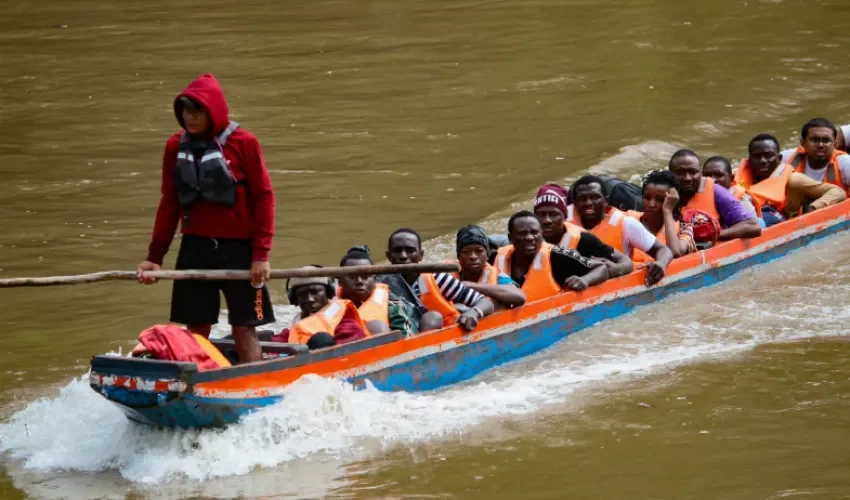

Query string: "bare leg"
[187, 324, 213, 338]
[419, 311, 444, 332]
[365, 320, 390, 335]
[231, 325, 262, 363]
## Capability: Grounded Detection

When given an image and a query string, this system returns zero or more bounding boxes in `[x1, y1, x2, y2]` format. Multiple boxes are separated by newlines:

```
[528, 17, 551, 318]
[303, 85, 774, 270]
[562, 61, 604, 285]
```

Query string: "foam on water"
[3, 232, 850, 492]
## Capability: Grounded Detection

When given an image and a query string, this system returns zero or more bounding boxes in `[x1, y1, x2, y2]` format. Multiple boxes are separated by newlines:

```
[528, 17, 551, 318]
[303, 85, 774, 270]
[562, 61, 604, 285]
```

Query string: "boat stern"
[89, 355, 208, 427]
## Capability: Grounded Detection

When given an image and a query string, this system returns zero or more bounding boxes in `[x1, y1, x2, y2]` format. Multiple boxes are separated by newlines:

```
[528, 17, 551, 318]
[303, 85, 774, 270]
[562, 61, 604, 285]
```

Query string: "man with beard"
[668, 149, 762, 240]
[781, 118, 850, 193]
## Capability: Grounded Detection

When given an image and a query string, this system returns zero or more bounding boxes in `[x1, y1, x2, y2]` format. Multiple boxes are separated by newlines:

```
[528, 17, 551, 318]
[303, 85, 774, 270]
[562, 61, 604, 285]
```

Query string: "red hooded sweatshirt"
[146, 74, 275, 264]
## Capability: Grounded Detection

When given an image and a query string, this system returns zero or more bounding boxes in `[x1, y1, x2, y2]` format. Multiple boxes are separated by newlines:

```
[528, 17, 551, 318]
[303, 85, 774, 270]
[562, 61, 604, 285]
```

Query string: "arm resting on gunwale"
[718, 217, 762, 240]
[464, 282, 526, 307]
[580, 259, 610, 288]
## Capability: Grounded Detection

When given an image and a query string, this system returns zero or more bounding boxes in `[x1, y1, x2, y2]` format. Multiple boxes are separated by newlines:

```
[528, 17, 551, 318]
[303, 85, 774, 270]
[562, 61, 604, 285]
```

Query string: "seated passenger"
[626, 170, 696, 260]
[494, 210, 610, 301]
[454, 225, 526, 309]
[568, 176, 671, 286]
[339, 246, 420, 336]
[381, 228, 495, 332]
[735, 133, 846, 225]
[781, 118, 850, 193]
[533, 183, 634, 278]
[702, 156, 760, 219]
[836, 122, 850, 152]
[285, 266, 367, 349]
[668, 149, 762, 240]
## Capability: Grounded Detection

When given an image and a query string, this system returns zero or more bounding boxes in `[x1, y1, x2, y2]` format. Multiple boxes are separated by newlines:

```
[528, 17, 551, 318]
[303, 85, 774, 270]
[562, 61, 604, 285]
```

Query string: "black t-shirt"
[549, 245, 596, 286]
[546, 232, 616, 286]
[575, 232, 616, 260]
[512, 235, 615, 287]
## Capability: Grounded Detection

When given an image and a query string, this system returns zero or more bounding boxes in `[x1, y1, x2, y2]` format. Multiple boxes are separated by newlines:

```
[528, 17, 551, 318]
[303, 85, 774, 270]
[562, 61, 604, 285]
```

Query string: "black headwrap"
[456, 225, 490, 254]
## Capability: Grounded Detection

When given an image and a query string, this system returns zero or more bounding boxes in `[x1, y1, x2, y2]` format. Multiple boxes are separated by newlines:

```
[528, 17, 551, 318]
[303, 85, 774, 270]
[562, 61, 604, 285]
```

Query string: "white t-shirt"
[780, 147, 850, 189]
[621, 215, 658, 257]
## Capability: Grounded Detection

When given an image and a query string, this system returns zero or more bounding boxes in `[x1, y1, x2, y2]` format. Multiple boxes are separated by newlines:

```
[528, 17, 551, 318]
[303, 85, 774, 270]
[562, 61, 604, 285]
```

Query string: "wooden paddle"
[0, 262, 460, 288]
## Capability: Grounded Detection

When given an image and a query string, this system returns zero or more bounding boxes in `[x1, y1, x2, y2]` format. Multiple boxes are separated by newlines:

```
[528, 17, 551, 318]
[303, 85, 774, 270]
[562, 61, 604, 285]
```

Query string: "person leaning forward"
[781, 118, 850, 193]
[453, 225, 526, 309]
[136, 74, 276, 363]
[494, 210, 610, 302]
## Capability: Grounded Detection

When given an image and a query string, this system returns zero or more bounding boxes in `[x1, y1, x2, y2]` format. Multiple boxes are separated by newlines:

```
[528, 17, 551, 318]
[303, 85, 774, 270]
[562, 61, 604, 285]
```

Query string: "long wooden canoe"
[89, 200, 850, 428]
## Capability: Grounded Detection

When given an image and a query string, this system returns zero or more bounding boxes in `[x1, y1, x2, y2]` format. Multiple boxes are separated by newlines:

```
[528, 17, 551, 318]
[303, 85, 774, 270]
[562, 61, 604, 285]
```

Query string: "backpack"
[568, 176, 643, 212]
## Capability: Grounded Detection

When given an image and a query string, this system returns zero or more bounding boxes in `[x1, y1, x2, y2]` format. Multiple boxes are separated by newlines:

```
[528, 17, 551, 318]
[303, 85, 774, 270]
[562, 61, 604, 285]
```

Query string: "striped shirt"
[411, 273, 485, 307]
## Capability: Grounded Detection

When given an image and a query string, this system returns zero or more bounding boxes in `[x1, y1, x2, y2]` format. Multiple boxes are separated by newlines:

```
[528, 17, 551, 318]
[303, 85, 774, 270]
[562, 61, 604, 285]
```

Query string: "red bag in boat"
[682, 209, 721, 243]
[137, 324, 222, 371]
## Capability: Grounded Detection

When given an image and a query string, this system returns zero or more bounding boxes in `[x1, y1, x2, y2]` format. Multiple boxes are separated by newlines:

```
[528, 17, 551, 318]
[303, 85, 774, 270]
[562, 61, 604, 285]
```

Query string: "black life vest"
[175, 121, 241, 208]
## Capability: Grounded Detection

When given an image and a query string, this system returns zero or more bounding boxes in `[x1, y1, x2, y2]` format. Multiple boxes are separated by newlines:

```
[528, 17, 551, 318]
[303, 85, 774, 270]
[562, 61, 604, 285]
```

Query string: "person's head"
[748, 133, 782, 181]
[702, 156, 733, 189]
[386, 228, 423, 265]
[668, 149, 702, 197]
[571, 175, 608, 228]
[800, 118, 837, 161]
[287, 266, 334, 318]
[338, 247, 375, 304]
[175, 96, 211, 136]
[533, 183, 569, 243]
[507, 210, 543, 258]
[456, 225, 490, 276]
[641, 170, 680, 217]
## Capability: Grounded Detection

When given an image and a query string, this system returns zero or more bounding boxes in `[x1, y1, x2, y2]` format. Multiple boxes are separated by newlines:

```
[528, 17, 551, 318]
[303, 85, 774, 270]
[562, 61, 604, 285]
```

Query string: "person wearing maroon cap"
[136, 74, 276, 363]
[533, 183, 633, 279]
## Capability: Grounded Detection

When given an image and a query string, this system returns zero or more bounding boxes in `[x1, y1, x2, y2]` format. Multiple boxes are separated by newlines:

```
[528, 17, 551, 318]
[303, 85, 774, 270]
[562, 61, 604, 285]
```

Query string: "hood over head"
[174, 73, 230, 135]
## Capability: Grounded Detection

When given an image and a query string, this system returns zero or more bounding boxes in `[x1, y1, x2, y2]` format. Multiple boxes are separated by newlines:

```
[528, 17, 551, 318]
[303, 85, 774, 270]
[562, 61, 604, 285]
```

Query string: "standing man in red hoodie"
[136, 74, 276, 363]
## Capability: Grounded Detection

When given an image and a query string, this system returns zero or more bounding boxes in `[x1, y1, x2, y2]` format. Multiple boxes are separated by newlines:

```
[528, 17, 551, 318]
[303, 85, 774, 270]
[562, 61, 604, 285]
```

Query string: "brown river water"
[2, 0, 850, 498]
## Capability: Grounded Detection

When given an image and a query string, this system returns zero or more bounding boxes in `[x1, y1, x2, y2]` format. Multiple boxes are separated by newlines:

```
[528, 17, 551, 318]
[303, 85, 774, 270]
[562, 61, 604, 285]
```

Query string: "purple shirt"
[713, 184, 755, 228]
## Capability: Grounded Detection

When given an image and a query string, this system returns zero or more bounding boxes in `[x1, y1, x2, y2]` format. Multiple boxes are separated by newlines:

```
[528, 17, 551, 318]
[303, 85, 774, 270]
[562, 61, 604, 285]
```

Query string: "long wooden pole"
[0, 262, 460, 288]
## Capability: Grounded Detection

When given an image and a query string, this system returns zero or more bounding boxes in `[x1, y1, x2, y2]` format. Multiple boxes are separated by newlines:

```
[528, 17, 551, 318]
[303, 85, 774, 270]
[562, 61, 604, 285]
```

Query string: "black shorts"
[170, 235, 275, 327]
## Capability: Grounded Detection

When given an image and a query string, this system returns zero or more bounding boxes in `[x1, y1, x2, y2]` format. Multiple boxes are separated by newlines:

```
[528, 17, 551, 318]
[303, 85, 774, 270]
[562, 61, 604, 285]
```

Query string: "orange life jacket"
[786, 145, 846, 192]
[728, 182, 762, 217]
[451, 261, 500, 285]
[417, 273, 460, 325]
[289, 299, 366, 344]
[624, 210, 665, 263]
[558, 222, 584, 249]
[734, 159, 794, 213]
[337, 283, 391, 327]
[193, 334, 232, 368]
[494, 242, 561, 302]
[566, 206, 627, 253]
[682, 177, 721, 220]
